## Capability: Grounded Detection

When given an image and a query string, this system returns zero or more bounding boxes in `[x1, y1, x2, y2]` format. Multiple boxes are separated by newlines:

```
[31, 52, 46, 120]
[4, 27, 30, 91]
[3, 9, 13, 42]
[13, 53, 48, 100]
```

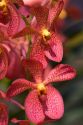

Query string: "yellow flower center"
[41, 28, 51, 43]
[0, 0, 7, 14]
[37, 83, 46, 95]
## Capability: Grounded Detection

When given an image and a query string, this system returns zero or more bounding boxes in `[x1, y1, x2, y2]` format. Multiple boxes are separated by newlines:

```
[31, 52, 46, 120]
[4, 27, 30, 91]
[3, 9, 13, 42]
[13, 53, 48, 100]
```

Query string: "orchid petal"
[44, 32, 63, 62]
[48, 0, 64, 27]
[22, 59, 43, 83]
[25, 90, 45, 124]
[30, 40, 47, 68]
[45, 85, 64, 119]
[0, 103, 8, 125]
[44, 64, 76, 84]
[6, 79, 35, 98]
[7, 3, 20, 37]
[30, 6, 49, 27]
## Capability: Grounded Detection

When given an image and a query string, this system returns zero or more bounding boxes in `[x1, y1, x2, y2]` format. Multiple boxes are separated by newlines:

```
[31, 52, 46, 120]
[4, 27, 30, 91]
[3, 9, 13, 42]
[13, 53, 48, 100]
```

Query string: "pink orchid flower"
[13, 0, 64, 67]
[0, 0, 20, 37]
[6, 60, 76, 124]
[0, 103, 8, 125]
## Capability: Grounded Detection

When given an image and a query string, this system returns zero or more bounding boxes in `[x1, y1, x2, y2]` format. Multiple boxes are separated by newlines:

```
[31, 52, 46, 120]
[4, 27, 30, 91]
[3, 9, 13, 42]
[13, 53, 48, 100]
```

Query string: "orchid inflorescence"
[0, 0, 76, 125]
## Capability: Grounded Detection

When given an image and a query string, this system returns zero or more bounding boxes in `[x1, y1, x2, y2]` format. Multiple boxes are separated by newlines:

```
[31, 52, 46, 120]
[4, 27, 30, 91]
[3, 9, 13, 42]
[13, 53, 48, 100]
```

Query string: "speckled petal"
[30, 39, 47, 68]
[22, 59, 43, 83]
[44, 64, 76, 84]
[0, 103, 8, 125]
[48, 0, 64, 27]
[25, 90, 45, 124]
[45, 86, 64, 119]
[30, 6, 49, 27]
[7, 3, 20, 37]
[44, 32, 63, 62]
[6, 79, 35, 98]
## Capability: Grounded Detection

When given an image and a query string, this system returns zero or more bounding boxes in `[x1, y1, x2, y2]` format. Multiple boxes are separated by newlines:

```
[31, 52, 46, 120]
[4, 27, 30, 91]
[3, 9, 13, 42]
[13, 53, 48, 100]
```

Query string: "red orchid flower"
[6, 60, 76, 124]
[0, 0, 20, 37]
[0, 103, 8, 125]
[13, 0, 64, 67]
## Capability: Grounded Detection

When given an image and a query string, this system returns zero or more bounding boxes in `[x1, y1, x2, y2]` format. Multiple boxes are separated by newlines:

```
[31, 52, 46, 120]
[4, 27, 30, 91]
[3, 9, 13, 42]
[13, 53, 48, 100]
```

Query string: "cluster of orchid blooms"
[0, 0, 76, 125]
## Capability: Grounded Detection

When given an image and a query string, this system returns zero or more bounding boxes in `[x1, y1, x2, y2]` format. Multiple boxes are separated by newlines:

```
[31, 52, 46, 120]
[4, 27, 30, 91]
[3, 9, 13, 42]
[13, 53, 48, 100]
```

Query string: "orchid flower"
[13, 0, 64, 67]
[7, 60, 76, 124]
[0, 0, 20, 37]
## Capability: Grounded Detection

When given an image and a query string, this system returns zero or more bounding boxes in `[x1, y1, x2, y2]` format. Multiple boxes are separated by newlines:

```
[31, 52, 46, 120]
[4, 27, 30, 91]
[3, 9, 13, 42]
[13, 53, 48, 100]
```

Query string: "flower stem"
[10, 99, 25, 110]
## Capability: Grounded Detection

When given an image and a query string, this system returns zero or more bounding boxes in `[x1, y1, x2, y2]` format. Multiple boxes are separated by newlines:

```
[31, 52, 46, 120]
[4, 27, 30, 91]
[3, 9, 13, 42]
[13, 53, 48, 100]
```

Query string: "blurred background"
[0, 0, 83, 125]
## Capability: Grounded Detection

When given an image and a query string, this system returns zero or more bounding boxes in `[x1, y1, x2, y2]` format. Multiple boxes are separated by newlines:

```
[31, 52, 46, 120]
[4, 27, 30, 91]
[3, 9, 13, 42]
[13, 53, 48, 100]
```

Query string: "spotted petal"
[44, 64, 76, 84]
[7, 3, 20, 37]
[0, 103, 8, 125]
[44, 32, 63, 62]
[45, 85, 64, 119]
[30, 39, 47, 68]
[25, 90, 45, 124]
[23, 59, 43, 83]
[30, 6, 49, 27]
[6, 79, 35, 98]
[48, 0, 64, 27]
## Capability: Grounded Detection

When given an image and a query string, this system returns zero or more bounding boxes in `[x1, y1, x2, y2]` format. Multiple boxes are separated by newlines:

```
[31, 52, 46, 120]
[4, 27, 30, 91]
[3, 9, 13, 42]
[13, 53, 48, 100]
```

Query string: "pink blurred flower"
[7, 60, 76, 124]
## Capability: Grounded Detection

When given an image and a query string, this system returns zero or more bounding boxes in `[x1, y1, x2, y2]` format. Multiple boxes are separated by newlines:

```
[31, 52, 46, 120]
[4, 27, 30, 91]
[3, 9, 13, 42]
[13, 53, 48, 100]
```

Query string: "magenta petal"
[6, 79, 35, 98]
[7, 3, 20, 37]
[23, 59, 43, 83]
[0, 103, 8, 125]
[45, 86, 64, 119]
[44, 64, 76, 84]
[44, 33, 63, 62]
[25, 90, 45, 124]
